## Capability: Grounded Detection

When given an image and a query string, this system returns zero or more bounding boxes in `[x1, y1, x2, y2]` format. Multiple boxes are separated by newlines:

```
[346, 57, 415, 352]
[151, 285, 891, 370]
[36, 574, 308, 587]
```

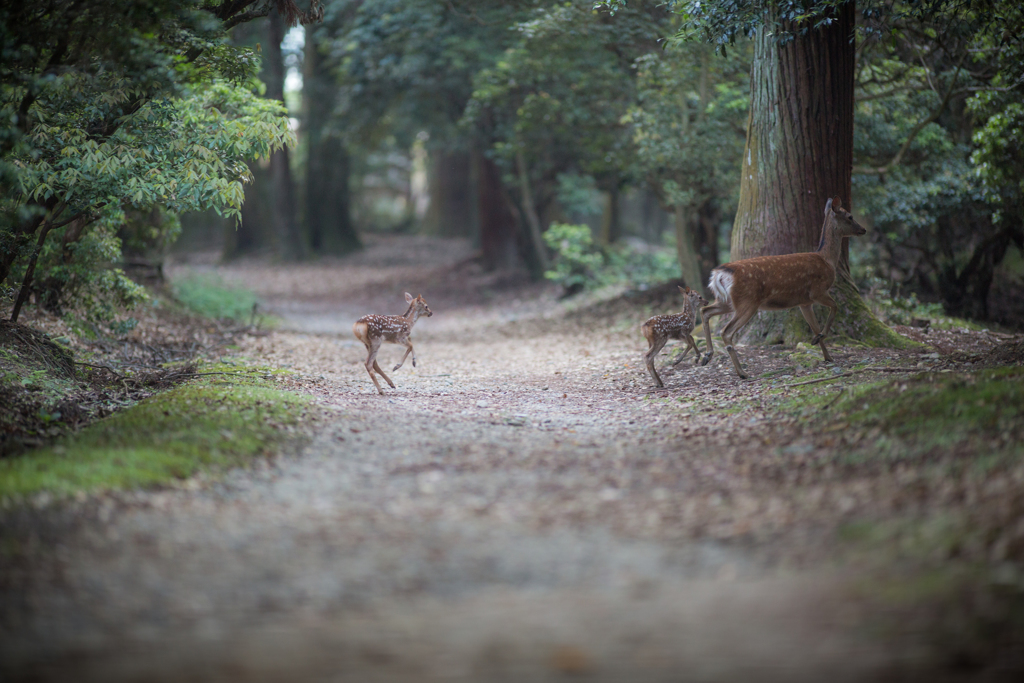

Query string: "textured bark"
[476, 152, 520, 271]
[730, 3, 903, 346]
[732, 6, 855, 260]
[267, 9, 305, 260]
[304, 28, 361, 255]
[422, 151, 475, 239]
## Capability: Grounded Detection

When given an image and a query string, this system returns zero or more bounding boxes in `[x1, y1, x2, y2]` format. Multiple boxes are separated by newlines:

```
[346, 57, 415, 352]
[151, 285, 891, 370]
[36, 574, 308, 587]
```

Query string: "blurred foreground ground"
[2, 235, 1022, 682]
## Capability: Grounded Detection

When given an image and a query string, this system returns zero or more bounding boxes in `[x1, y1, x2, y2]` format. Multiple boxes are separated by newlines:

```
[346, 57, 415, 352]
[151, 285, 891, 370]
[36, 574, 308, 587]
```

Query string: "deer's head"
[405, 292, 433, 317]
[678, 285, 708, 309]
[825, 196, 867, 238]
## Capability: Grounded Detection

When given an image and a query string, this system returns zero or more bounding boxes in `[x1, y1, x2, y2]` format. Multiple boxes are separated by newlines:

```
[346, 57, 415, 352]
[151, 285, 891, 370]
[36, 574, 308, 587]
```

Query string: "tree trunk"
[303, 27, 361, 255]
[598, 186, 622, 246]
[476, 152, 520, 271]
[422, 150, 475, 239]
[943, 219, 1024, 320]
[267, 9, 304, 260]
[10, 210, 61, 323]
[674, 205, 704, 294]
[730, 2, 901, 346]
[515, 148, 549, 274]
[225, 160, 274, 258]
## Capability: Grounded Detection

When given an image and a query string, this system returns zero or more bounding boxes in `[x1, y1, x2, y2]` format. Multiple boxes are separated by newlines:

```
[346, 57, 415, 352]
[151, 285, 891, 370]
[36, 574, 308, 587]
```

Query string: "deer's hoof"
[393, 364, 401, 372]
[699, 354, 711, 367]
[412, 359, 417, 368]
[811, 333, 824, 345]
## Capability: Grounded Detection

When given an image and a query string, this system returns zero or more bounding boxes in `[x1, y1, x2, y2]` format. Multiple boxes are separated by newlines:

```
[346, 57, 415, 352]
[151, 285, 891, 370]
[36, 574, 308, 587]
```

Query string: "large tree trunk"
[267, 9, 305, 260]
[730, 2, 900, 346]
[476, 152, 520, 271]
[303, 27, 361, 255]
[422, 150, 475, 239]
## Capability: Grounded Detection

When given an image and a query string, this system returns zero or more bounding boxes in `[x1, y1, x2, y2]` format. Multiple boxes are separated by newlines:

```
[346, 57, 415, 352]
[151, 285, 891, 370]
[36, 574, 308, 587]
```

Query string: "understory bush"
[543, 223, 679, 294]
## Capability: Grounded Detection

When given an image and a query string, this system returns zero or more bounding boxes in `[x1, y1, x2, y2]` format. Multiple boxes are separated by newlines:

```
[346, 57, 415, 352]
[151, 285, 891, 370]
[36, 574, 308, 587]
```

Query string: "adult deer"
[353, 292, 433, 395]
[641, 286, 708, 388]
[700, 197, 867, 379]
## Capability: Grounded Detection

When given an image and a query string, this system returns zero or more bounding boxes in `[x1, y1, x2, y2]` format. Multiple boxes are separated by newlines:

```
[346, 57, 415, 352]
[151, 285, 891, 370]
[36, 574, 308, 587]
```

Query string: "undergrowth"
[171, 274, 268, 323]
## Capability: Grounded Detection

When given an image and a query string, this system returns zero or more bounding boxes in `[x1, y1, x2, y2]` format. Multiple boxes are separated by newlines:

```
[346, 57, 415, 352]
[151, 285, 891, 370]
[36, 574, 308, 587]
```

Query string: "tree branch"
[852, 56, 966, 176]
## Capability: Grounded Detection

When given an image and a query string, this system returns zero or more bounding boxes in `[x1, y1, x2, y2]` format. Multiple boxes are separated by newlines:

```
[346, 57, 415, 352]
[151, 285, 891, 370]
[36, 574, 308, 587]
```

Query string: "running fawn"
[641, 286, 708, 388]
[353, 292, 433, 394]
[699, 197, 867, 379]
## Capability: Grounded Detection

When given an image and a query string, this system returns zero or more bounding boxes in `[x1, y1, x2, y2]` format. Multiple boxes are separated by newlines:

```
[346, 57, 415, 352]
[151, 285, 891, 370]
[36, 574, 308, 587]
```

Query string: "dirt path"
[2, 237, 1009, 681]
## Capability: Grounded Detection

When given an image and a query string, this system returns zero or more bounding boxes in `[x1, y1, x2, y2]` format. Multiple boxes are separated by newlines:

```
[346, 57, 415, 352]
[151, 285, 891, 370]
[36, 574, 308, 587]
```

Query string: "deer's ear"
[832, 196, 843, 211]
[678, 285, 686, 293]
[825, 197, 834, 215]
[405, 292, 414, 303]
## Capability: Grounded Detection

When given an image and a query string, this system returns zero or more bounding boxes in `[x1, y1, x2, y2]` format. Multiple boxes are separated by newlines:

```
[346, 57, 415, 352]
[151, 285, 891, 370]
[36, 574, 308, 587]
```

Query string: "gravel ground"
[1, 236, 1018, 682]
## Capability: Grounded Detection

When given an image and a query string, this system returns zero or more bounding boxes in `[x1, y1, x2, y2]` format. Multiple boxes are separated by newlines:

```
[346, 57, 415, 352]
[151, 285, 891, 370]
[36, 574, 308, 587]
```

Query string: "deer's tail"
[708, 268, 734, 304]
[352, 320, 369, 346]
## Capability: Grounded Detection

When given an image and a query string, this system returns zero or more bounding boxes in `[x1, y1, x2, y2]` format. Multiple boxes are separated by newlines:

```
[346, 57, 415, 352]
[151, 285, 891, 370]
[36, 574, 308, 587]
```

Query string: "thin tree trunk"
[225, 160, 274, 258]
[674, 205, 704, 294]
[267, 9, 304, 260]
[730, 2, 901, 346]
[477, 152, 520, 271]
[304, 27, 360, 255]
[515, 148, 549, 273]
[598, 186, 622, 246]
[10, 204, 65, 323]
[422, 150, 475, 239]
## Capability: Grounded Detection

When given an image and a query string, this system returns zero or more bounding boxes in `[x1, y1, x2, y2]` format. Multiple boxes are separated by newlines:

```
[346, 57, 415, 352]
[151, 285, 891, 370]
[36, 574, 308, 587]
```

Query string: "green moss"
[827, 367, 1024, 466]
[0, 371, 314, 500]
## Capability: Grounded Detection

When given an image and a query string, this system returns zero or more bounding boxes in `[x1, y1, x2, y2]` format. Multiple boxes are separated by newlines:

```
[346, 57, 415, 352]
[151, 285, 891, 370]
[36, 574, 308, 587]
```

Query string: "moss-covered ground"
[0, 368, 314, 501]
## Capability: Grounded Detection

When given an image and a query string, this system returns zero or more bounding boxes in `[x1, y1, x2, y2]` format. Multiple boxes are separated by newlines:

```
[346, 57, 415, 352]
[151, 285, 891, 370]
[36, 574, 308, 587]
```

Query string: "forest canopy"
[2, 0, 1023, 330]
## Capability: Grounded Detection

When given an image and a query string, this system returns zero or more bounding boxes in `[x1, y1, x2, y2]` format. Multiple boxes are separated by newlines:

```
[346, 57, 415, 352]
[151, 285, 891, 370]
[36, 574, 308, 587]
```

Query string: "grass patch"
[171, 274, 268, 323]
[0, 370, 314, 501]
[823, 367, 1024, 467]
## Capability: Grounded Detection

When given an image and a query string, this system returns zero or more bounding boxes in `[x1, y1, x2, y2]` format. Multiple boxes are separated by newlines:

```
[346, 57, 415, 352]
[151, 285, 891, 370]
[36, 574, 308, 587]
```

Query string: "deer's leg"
[363, 344, 385, 395]
[644, 337, 668, 387]
[393, 341, 414, 372]
[681, 333, 701, 365]
[812, 292, 839, 341]
[672, 340, 692, 366]
[719, 304, 759, 379]
[372, 360, 396, 389]
[802, 300, 836, 363]
[699, 302, 731, 366]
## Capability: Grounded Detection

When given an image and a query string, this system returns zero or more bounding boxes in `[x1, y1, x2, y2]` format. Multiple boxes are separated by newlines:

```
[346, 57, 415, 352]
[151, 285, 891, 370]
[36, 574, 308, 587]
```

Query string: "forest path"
[3, 237, 957, 681]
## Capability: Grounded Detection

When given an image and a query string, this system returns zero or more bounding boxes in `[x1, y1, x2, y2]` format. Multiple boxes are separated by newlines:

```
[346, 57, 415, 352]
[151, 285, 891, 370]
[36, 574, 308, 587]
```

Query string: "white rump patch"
[708, 269, 734, 303]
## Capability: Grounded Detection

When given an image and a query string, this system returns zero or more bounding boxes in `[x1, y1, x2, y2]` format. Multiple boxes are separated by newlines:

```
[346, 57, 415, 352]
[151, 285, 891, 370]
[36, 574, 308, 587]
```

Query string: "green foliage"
[330, 0, 527, 148]
[0, 371, 314, 500]
[543, 223, 606, 290]
[464, 2, 664, 199]
[970, 94, 1024, 217]
[0, 1, 298, 323]
[172, 274, 261, 322]
[543, 222, 678, 292]
[626, 36, 749, 216]
[848, 2, 1024, 322]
